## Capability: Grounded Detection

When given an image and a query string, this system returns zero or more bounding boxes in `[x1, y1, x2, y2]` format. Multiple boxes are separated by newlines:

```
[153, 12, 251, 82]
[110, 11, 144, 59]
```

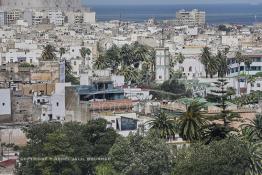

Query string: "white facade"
[5, 49, 41, 65]
[83, 12, 96, 24]
[175, 9, 206, 26]
[124, 88, 152, 101]
[155, 47, 170, 84]
[1, 0, 82, 10]
[222, 36, 239, 47]
[34, 83, 68, 122]
[0, 89, 11, 116]
[48, 10, 64, 26]
[0, 11, 6, 26]
[174, 57, 206, 79]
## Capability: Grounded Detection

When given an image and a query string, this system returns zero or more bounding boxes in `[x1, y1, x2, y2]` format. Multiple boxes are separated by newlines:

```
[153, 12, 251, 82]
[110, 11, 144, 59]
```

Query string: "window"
[56, 102, 59, 107]
[257, 83, 261, 88]
[189, 66, 192, 72]
[74, 61, 76, 65]
[2, 103, 5, 106]
[159, 76, 162, 79]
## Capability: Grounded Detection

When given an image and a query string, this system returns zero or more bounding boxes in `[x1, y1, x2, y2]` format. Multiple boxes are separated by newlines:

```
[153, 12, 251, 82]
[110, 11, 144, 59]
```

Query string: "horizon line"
[85, 3, 261, 6]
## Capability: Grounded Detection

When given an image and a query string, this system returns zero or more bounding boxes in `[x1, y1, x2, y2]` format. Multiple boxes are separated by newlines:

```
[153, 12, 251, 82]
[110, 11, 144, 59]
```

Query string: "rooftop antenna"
[161, 28, 165, 47]
[118, 12, 122, 34]
[254, 14, 257, 23]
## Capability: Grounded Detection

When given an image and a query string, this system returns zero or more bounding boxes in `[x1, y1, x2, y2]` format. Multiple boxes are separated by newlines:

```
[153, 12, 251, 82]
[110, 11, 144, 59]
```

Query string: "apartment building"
[175, 9, 206, 26]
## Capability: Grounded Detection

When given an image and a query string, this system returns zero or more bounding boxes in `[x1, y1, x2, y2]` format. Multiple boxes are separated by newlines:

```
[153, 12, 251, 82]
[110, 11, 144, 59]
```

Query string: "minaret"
[155, 29, 170, 84]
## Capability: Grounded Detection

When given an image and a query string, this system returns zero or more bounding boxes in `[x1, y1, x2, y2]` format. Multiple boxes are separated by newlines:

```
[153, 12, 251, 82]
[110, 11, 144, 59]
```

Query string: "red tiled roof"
[90, 99, 133, 110]
[0, 159, 16, 168]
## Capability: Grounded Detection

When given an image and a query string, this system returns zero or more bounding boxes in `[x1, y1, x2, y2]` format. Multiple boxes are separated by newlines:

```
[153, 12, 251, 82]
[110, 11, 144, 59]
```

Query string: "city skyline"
[85, 0, 262, 5]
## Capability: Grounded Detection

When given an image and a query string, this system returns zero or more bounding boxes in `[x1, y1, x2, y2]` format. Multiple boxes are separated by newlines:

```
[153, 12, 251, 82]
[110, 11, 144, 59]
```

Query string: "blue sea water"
[88, 4, 262, 24]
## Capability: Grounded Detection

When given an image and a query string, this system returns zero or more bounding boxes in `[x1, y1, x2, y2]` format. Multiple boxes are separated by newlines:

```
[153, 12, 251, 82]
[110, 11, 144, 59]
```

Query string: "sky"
[85, 0, 262, 5]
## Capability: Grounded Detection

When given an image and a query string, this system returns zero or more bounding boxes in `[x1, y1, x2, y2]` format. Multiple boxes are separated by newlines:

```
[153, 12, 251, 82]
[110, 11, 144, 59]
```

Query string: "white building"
[5, 49, 41, 65]
[0, 89, 11, 116]
[48, 10, 64, 26]
[175, 9, 206, 26]
[124, 88, 152, 101]
[34, 83, 68, 122]
[83, 12, 96, 24]
[0, 11, 6, 26]
[1, 0, 82, 11]
[155, 47, 170, 84]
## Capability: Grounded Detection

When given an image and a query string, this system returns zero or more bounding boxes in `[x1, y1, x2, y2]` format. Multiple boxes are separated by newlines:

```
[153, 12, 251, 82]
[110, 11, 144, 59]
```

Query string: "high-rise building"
[0, 11, 6, 26]
[175, 9, 206, 26]
[0, 0, 82, 11]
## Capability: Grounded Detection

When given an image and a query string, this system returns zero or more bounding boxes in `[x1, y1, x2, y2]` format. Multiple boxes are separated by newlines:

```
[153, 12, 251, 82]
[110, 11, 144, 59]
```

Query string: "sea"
[87, 4, 262, 25]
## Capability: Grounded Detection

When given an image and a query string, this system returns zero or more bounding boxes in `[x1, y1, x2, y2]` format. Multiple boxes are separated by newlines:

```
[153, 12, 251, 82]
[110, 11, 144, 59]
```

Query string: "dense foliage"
[109, 133, 174, 175]
[17, 119, 118, 175]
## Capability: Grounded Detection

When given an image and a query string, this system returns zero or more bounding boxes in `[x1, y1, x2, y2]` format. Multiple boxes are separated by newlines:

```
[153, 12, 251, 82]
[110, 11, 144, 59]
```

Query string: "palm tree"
[41, 44, 56, 61]
[93, 54, 108, 70]
[200, 123, 232, 144]
[241, 114, 262, 141]
[240, 120, 262, 175]
[200, 47, 212, 78]
[207, 56, 218, 78]
[132, 42, 149, 68]
[80, 47, 91, 65]
[118, 65, 138, 84]
[235, 51, 245, 94]
[147, 112, 177, 139]
[59, 47, 66, 59]
[216, 50, 228, 78]
[120, 44, 133, 66]
[105, 45, 121, 73]
[176, 53, 185, 72]
[178, 101, 207, 141]
[65, 60, 79, 85]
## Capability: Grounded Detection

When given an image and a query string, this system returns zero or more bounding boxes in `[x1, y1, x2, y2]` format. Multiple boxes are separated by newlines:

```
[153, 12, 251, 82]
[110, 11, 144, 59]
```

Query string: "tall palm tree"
[207, 56, 218, 78]
[80, 47, 91, 65]
[41, 44, 56, 61]
[93, 54, 108, 70]
[120, 44, 133, 66]
[241, 114, 262, 141]
[105, 44, 121, 73]
[147, 112, 177, 139]
[178, 101, 207, 141]
[176, 53, 185, 72]
[216, 50, 228, 78]
[132, 42, 149, 68]
[235, 51, 245, 94]
[118, 65, 138, 84]
[59, 47, 66, 59]
[200, 47, 212, 78]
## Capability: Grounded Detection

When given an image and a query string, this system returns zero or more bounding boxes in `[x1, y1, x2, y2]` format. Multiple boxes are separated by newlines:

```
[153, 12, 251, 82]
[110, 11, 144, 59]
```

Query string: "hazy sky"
[85, 0, 262, 5]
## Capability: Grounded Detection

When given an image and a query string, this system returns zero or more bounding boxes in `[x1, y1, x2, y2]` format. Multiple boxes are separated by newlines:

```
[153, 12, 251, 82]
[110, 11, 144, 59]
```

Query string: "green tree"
[65, 61, 79, 85]
[147, 112, 177, 139]
[178, 101, 207, 141]
[216, 50, 228, 78]
[241, 114, 262, 141]
[109, 133, 174, 175]
[95, 163, 117, 175]
[41, 45, 56, 60]
[117, 65, 138, 84]
[200, 47, 212, 78]
[59, 47, 66, 59]
[17, 119, 118, 175]
[210, 79, 239, 127]
[173, 137, 252, 175]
